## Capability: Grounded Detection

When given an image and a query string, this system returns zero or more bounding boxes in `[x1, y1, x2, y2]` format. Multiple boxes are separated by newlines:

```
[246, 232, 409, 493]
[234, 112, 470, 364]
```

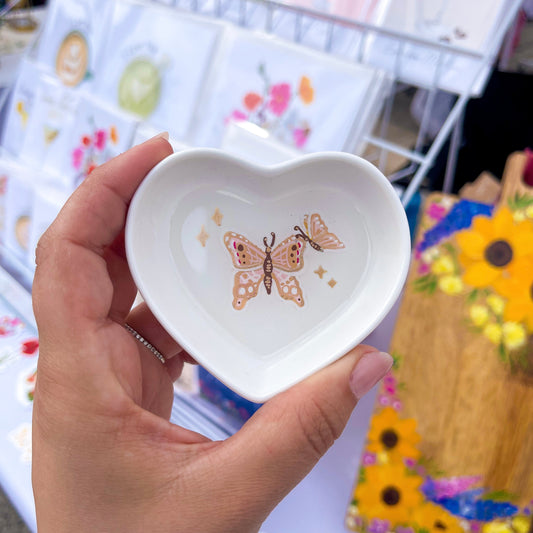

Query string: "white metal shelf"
[171, 0, 524, 205]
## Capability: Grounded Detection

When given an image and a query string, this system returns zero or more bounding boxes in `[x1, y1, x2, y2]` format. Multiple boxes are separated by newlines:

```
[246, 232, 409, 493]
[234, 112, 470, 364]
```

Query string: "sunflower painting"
[413, 195, 533, 374]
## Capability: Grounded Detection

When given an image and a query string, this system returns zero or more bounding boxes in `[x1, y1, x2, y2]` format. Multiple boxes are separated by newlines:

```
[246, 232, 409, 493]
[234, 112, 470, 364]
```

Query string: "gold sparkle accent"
[211, 208, 223, 227]
[314, 265, 327, 279]
[328, 278, 337, 288]
[197, 225, 209, 247]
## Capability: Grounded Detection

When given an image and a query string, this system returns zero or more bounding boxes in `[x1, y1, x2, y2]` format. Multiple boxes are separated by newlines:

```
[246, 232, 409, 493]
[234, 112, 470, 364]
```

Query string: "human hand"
[32, 135, 393, 533]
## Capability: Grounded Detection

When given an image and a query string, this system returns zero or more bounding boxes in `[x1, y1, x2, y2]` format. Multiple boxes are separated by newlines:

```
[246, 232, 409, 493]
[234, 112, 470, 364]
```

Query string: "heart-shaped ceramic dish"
[126, 149, 410, 402]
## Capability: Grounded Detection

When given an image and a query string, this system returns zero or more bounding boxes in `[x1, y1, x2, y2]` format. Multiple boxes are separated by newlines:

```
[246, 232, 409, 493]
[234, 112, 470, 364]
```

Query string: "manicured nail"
[349, 351, 393, 400]
[152, 131, 169, 141]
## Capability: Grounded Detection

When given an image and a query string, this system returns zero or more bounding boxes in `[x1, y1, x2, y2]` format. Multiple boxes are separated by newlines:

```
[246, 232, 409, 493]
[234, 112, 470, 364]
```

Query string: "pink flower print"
[268, 83, 291, 117]
[72, 147, 84, 170]
[418, 262, 430, 275]
[383, 374, 396, 388]
[362, 451, 376, 466]
[226, 110, 248, 125]
[427, 202, 447, 221]
[384, 383, 396, 395]
[392, 399, 402, 411]
[404, 457, 416, 469]
[293, 127, 310, 148]
[94, 129, 107, 151]
[378, 394, 390, 406]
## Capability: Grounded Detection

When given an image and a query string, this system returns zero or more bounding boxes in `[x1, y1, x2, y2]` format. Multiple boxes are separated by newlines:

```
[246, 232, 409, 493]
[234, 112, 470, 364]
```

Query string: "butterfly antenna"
[270, 232, 275, 247]
[294, 225, 308, 241]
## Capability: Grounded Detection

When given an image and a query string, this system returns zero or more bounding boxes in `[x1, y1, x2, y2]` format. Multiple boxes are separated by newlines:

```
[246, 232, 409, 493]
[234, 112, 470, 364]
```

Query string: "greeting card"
[35, 0, 114, 88]
[95, 1, 222, 141]
[53, 94, 138, 190]
[1, 59, 43, 157]
[193, 29, 388, 153]
[2, 160, 34, 265]
[18, 74, 80, 174]
[364, 0, 510, 94]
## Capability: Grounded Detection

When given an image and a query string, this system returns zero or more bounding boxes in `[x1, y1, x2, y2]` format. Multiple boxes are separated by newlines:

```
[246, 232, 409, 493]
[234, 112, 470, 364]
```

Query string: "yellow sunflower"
[367, 407, 421, 461]
[456, 208, 533, 290]
[493, 258, 533, 333]
[412, 502, 464, 533]
[354, 463, 423, 526]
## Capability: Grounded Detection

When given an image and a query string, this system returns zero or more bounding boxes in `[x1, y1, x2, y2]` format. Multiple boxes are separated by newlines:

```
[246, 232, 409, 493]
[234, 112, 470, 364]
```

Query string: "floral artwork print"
[71, 122, 119, 187]
[413, 194, 533, 374]
[227, 63, 315, 149]
[346, 354, 533, 533]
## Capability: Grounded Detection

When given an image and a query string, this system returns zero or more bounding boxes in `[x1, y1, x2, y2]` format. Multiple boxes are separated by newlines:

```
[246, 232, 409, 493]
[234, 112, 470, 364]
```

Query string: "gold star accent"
[211, 208, 223, 227]
[197, 225, 209, 247]
[328, 278, 337, 288]
[314, 265, 327, 279]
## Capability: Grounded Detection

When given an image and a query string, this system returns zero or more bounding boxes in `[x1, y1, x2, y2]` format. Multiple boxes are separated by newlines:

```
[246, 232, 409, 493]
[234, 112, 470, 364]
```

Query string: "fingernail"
[349, 351, 393, 400]
[152, 131, 169, 141]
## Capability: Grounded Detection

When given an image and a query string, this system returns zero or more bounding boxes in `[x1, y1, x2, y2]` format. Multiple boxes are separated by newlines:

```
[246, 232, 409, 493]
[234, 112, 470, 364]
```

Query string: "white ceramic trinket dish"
[126, 149, 410, 402]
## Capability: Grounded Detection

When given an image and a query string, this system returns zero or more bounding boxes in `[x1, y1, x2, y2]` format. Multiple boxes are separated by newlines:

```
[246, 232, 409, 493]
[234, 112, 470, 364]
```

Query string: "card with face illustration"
[35, 0, 114, 88]
[95, 0, 222, 141]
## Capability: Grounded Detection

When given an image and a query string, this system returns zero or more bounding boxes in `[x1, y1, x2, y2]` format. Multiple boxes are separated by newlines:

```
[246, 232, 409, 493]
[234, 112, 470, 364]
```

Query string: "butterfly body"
[224, 231, 306, 309]
[294, 213, 345, 252]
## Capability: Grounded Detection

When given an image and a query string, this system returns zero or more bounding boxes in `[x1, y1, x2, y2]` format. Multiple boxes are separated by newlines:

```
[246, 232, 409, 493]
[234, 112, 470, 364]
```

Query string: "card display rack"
[171, 0, 524, 206]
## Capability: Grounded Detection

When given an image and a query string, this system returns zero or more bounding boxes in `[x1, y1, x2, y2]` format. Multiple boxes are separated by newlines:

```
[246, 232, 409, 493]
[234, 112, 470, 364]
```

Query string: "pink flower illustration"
[392, 399, 402, 411]
[72, 147, 84, 170]
[293, 127, 309, 148]
[362, 451, 376, 466]
[418, 262, 430, 275]
[226, 110, 248, 124]
[268, 83, 291, 117]
[94, 129, 107, 151]
[383, 374, 396, 387]
[427, 202, 447, 221]
[378, 394, 390, 406]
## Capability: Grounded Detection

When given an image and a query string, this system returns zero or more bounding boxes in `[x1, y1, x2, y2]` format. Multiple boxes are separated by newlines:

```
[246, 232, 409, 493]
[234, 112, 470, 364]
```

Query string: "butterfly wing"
[309, 213, 345, 250]
[271, 235, 306, 272]
[224, 232, 265, 269]
[232, 269, 264, 310]
[273, 269, 304, 307]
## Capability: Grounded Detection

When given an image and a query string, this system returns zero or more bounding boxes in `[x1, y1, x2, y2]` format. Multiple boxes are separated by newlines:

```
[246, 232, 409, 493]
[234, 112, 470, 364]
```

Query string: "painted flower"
[94, 129, 107, 151]
[72, 147, 84, 170]
[368, 518, 391, 533]
[428, 203, 448, 221]
[268, 83, 291, 116]
[526, 205, 533, 219]
[413, 502, 463, 533]
[502, 321, 527, 350]
[354, 463, 424, 525]
[227, 110, 248, 123]
[484, 323, 502, 345]
[487, 294, 505, 316]
[293, 127, 310, 148]
[511, 516, 531, 533]
[482, 521, 513, 533]
[298, 75, 314, 104]
[456, 208, 533, 289]
[243, 92, 262, 112]
[494, 259, 533, 332]
[431, 255, 455, 275]
[469, 305, 489, 327]
[438, 275, 463, 295]
[367, 407, 421, 460]
[362, 451, 377, 466]
[110, 125, 119, 144]
[81, 134, 92, 147]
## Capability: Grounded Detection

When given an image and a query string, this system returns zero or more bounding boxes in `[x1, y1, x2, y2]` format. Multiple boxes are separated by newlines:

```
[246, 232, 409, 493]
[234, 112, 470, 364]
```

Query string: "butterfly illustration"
[224, 231, 306, 310]
[293, 213, 345, 252]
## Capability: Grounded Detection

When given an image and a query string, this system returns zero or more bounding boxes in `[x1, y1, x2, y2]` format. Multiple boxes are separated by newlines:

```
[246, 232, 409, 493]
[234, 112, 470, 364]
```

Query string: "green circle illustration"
[118, 58, 161, 118]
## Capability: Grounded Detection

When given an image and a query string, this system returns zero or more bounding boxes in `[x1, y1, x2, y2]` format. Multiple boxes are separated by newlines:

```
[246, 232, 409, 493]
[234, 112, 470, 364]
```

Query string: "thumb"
[218, 345, 392, 521]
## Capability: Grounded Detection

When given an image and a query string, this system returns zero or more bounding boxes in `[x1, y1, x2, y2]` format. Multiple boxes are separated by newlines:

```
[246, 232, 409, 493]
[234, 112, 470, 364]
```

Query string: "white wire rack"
[167, 0, 524, 206]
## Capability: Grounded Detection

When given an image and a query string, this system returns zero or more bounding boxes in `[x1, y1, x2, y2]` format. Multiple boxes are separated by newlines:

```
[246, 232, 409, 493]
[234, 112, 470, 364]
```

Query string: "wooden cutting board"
[346, 152, 533, 533]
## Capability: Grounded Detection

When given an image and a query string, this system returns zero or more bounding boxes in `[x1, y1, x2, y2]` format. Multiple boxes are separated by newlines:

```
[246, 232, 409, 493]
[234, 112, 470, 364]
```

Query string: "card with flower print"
[94, 0, 222, 141]
[52, 94, 138, 190]
[35, 0, 113, 89]
[18, 74, 80, 174]
[1, 59, 44, 158]
[347, 153, 533, 533]
[192, 28, 388, 153]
